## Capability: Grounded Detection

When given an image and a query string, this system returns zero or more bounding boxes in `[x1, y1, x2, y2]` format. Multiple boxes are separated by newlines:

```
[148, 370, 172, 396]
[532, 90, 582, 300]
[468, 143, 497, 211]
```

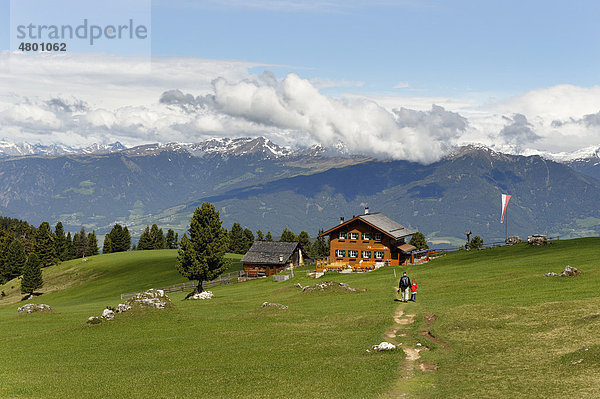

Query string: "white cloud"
[393, 81, 409, 89]
[1, 52, 600, 161]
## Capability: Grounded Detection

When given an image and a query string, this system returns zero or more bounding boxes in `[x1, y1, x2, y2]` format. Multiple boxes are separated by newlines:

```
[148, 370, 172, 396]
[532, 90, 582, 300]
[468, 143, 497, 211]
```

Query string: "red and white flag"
[501, 194, 511, 223]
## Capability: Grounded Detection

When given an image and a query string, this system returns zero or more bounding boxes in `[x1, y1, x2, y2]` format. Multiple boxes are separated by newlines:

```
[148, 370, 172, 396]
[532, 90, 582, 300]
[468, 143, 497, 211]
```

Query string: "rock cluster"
[367, 341, 396, 352]
[505, 236, 522, 245]
[87, 289, 171, 325]
[296, 281, 366, 292]
[261, 302, 288, 309]
[17, 303, 51, 314]
[528, 234, 548, 246]
[545, 265, 581, 277]
[126, 289, 171, 309]
[188, 291, 214, 300]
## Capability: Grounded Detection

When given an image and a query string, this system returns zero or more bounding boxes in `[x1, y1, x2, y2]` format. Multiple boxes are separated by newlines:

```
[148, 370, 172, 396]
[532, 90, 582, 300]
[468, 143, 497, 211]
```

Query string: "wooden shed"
[242, 241, 307, 277]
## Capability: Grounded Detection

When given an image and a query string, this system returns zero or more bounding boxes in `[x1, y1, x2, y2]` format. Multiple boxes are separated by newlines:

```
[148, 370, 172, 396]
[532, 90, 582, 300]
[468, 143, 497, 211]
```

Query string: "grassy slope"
[0, 250, 400, 399]
[1, 239, 599, 398]
[402, 237, 600, 398]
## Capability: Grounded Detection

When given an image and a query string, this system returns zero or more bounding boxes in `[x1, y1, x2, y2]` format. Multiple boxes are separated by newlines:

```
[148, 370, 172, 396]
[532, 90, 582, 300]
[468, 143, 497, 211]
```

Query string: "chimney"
[340, 217, 345, 224]
[364, 206, 369, 215]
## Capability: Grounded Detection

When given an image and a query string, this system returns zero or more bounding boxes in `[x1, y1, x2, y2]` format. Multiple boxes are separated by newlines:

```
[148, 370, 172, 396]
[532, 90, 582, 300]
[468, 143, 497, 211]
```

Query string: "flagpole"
[505, 205, 508, 241]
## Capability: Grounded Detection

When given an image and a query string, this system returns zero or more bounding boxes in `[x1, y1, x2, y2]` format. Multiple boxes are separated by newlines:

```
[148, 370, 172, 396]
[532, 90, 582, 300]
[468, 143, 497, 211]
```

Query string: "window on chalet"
[335, 249, 346, 257]
[375, 251, 385, 259]
[338, 232, 347, 239]
[348, 250, 358, 258]
[362, 232, 371, 240]
[374, 232, 382, 241]
[349, 232, 359, 240]
[361, 251, 371, 258]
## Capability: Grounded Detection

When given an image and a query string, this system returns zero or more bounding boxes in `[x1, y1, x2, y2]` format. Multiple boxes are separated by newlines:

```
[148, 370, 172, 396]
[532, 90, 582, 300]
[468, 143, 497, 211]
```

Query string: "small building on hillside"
[319, 208, 416, 269]
[242, 241, 307, 277]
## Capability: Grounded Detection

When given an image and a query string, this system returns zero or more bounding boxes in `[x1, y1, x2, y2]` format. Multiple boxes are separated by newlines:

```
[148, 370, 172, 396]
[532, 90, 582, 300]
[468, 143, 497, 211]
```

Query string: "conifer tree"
[166, 229, 177, 249]
[256, 230, 264, 241]
[87, 231, 99, 256]
[4, 239, 26, 281]
[310, 229, 329, 258]
[21, 253, 43, 294]
[108, 224, 131, 252]
[74, 227, 88, 258]
[297, 231, 310, 252]
[34, 222, 56, 267]
[150, 224, 166, 249]
[54, 222, 68, 261]
[176, 202, 229, 295]
[265, 231, 273, 241]
[65, 232, 75, 260]
[409, 232, 429, 250]
[228, 223, 246, 254]
[279, 228, 296, 242]
[123, 227, 131, 251]
[102, 234, 112, 254]
[137, 226, 153, 250]
[243, 228, 254, 253]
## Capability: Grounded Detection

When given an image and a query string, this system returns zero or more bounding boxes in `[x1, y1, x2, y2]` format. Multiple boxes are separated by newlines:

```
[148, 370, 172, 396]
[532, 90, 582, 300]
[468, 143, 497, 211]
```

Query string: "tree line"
[226, 224, 329, 258]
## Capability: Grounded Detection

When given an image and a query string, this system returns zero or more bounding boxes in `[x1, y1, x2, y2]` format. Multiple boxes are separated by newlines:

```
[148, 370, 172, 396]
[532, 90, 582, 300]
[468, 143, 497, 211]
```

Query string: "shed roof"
[242, 241, 302, 265]
[321, 212, 415, 240]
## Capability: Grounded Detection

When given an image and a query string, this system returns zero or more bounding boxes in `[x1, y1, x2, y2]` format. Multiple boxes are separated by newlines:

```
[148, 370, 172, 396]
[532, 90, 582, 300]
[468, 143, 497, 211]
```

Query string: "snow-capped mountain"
[0, 141, 127, 157]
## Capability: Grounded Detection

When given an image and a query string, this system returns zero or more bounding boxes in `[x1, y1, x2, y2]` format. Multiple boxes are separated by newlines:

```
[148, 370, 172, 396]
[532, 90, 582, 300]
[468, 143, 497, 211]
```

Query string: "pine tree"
[137, 226, 153, 250]
[21, 253, 43, 294]
[279, 228, 296, 242]
[108, 224, 131, 252]
[176, 202, 229, 295]
[102, 234, 112, 254]
[34, 222, 56, 267]
[54, 222, 68, 261]
[310, 229, 329, 258]
[65, 232, 75, 260]
[469, 235, 483, 249]
[86, 231, 99, 256]
[409, 232, 429, 250]
[4, 239, 26, 281]
[297, 231, 310, 252]
[228, 223, 246, 254]
[74, 227, 88, 258]
[243, 228, 254, 253]
[166, 229, 177, 249]
[256, 230, 264, 241]
[150, 224, 166, 249]
[265, 231, 273, 241]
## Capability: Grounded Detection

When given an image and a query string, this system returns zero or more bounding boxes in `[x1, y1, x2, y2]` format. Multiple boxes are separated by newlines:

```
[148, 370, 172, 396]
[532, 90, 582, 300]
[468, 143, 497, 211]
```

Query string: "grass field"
[1, 239, 599, 398]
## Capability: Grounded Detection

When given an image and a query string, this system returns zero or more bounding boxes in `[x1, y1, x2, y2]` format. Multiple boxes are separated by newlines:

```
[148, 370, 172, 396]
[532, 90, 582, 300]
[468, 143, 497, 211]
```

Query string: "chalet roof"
[397, 243, 417, 253]
[321, 212, 415, 240]
[242, 241, 302, 265]
[359, 213, 415, 240]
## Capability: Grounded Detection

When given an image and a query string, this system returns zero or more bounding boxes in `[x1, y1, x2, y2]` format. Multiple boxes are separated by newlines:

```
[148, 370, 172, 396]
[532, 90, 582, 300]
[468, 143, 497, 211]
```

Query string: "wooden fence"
[120, 271, 246, 300]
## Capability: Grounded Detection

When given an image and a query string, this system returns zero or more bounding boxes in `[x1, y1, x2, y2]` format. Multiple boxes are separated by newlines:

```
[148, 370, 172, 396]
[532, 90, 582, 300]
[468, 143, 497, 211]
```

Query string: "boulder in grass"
[126, 289, 171, 309]
[545, 265, 581, 277]
[116, 303, 132, 313]
[101, 308, 115, 321]
[188, 291, 214, 300]
[261, 302, 288, 310]
[17, 303, 51, 314]
[367, 342, 396, 352]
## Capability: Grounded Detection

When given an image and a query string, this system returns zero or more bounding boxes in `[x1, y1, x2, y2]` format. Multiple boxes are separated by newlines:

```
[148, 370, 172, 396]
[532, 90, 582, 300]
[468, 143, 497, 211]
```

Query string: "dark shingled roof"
[358, 213, 415, 239]
[242, 241, 301, 265]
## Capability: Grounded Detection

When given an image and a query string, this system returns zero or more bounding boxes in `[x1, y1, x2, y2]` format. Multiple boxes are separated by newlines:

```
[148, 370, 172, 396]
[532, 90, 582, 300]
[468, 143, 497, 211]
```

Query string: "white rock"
[17, 303, 51, 314]
[116, 303, 132, 313]
[101, 309, 115, 321]
[188, 291, 214, 300]
[368, 341, 396, 352]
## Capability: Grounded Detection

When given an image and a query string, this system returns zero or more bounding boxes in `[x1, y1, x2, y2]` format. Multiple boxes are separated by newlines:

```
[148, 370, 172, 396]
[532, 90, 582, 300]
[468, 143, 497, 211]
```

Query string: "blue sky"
[1, 0, 600, 160]
[3, 0, 600, 97]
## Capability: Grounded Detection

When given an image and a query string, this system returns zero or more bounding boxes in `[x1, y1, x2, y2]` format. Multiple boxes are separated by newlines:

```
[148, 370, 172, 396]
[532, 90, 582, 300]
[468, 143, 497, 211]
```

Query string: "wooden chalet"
[319, 208, 416, 270]
[242, 241, 307, 277]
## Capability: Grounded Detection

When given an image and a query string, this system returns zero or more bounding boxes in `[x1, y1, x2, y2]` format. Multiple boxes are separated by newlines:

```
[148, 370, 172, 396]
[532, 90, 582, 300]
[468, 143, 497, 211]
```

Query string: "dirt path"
[381, 306, 439, 398]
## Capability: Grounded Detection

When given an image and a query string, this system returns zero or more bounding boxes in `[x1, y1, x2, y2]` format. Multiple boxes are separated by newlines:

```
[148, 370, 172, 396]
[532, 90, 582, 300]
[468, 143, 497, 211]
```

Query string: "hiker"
[398, 272, 411, 302]
[410, 279, 417, 302]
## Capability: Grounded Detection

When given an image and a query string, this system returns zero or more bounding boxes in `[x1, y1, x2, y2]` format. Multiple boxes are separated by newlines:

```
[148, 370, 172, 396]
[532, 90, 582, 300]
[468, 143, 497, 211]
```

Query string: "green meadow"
[1, 238, 599, 398]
